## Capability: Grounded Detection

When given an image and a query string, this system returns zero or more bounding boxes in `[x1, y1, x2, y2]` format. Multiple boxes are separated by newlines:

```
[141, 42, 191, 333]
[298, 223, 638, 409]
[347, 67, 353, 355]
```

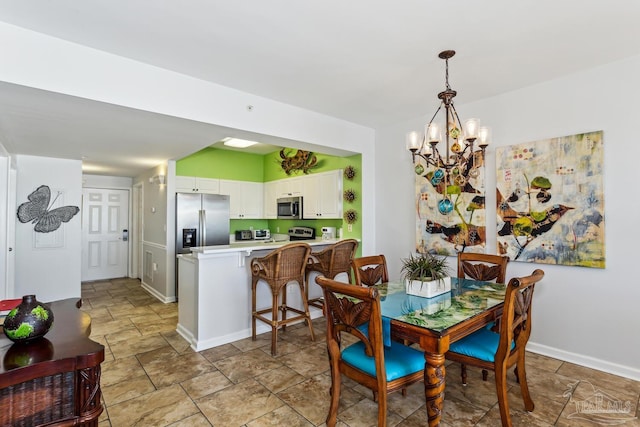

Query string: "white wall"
[375, 54, 640, 380]
[14, 155, 82, 300]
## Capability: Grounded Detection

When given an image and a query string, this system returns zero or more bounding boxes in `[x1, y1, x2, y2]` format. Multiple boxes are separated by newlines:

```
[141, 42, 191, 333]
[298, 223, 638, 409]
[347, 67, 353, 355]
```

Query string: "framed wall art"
[495, 131, 605, 268]
[414, 157, 486, 256]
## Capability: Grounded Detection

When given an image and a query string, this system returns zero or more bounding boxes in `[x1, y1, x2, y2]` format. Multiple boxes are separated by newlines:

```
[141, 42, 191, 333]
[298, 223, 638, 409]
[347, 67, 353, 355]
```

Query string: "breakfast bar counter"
[177, 238, 345, 351]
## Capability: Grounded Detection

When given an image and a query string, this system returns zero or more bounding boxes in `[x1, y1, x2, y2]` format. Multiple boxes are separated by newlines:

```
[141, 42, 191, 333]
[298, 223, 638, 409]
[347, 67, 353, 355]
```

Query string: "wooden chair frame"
[457, 252, 509, 284]
[446, 269, 545, 427]
[351, 255, 389, 287]
[251, 242, 315, 356]
[317, 276, 424, 427]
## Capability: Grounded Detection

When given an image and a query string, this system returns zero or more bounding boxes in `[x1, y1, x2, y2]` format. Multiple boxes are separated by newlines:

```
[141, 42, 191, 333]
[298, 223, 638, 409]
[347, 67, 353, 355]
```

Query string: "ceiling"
[1, 1, 639, 177]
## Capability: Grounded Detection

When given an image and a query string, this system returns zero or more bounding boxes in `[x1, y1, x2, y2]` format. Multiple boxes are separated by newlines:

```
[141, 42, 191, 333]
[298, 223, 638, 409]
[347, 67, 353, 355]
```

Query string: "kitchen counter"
[176, 238, 355, 351]
[189, 237, 346, 255]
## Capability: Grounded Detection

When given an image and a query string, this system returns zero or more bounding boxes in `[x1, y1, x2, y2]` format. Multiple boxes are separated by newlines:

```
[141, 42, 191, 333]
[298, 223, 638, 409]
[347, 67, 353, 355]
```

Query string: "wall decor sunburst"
[344, 209, 358, 224]
[343, 189, 356, 203]
[344, 165, 356, 180]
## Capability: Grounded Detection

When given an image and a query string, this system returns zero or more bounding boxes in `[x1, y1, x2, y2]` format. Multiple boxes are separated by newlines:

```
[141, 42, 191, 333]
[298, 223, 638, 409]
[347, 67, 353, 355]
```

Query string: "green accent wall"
[176, 147, 265, 181]
[176, 148, 362, 256]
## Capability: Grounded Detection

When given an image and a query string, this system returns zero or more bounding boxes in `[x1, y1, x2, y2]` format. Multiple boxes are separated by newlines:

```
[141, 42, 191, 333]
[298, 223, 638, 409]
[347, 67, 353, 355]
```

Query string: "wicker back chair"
[316, 276, 425, 427]
[251, 242, 315, 356]
[306, 239, 359, 309]
[352, 255, 389, 287]
[446, 269, 545, 427]
[457, 252, 509, 283]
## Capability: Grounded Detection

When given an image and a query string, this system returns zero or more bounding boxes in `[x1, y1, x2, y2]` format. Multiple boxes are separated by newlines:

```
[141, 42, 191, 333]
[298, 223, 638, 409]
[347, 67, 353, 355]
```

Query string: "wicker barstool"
[251, 242, 315, 356]
[305, 239, 359, 309]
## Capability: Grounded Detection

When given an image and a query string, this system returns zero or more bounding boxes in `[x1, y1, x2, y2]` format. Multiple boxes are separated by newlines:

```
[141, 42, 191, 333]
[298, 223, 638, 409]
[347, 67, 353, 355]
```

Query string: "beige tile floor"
[83, 278, 640, 426]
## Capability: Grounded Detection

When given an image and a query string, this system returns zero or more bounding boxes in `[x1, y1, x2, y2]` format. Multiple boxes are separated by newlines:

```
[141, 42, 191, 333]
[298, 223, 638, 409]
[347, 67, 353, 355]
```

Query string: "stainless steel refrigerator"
[175, 193, 230, 299]
[176, 193, 230, 254]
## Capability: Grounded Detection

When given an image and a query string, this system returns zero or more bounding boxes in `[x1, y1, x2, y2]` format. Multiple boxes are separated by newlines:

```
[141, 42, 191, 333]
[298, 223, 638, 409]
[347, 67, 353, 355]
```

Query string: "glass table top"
[376, 278, 506, 332]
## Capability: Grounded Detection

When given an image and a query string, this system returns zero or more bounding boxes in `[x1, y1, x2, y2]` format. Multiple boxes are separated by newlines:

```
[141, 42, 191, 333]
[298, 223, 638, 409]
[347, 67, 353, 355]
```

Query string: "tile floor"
[83, 278, 640, 426]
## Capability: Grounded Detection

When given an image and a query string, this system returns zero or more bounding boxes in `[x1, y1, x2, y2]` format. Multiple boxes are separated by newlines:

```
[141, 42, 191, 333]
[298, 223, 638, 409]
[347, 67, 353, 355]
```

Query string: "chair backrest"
[308, 239, 359, 282]
[496, 269, 545, 364]
[457, 252, 509, 283]
[352, 255, 389, 286]
[316, 275, 385, 377]
[251, 242, 312, 288]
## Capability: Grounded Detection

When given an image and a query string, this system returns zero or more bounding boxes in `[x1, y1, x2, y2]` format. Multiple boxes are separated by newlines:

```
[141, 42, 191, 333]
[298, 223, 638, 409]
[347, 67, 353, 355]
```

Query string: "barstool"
[305, 239, 359, 309]
[251, 242, 315, 356]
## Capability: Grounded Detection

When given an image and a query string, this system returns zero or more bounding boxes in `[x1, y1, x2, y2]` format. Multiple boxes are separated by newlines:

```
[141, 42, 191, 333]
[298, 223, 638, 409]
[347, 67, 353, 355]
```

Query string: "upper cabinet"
[219, 180, 264, 219]
[302, 170, 343, 219]
[175, 176, 220, 194]
[264, 176, 305, 219]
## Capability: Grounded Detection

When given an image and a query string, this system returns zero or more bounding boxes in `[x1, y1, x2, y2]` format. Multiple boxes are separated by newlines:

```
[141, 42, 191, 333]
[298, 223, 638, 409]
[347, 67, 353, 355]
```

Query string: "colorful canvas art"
[414, 156, 486, 256]
[495, 131, 605, 267]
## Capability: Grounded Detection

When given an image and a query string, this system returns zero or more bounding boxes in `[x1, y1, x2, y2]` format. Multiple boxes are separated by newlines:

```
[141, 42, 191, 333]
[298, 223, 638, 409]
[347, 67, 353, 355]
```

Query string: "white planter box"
[405, 276, 451, 298]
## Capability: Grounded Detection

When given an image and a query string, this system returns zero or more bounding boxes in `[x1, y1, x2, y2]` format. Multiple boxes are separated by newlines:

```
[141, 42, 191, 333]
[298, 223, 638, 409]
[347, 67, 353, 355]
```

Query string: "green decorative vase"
[2, 295, 54, 343]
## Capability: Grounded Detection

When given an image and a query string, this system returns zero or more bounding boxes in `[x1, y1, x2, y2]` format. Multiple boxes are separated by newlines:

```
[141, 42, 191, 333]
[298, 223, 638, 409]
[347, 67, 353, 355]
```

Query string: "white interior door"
[82, 188, 130, 281]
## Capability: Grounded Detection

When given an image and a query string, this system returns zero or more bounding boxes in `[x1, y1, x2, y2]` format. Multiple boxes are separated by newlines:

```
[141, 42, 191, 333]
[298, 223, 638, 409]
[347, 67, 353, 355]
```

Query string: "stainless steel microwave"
[277, 196, 303, 219]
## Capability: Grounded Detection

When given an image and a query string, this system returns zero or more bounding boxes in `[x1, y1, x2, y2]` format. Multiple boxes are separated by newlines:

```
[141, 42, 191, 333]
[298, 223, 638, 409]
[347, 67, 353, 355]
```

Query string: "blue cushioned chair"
[457, 252, 510, 382]
[316, 276, 424, 427]
[446, 269, 544, 427]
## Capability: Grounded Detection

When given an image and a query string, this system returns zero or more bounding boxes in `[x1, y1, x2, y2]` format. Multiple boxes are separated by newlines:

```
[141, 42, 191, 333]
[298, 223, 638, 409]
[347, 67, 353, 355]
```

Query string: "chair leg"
[281, 286, 288, 333]
[461, 363, 468, 385]
[251, 279, 257, 341]
[298, 281, 315, 341]
[326, 352, 341, 427]
[516, 354, 534, 411]
[482, 369, 489, 381]
[495, 366, 512, 427]
[270, 291, 279, 356]
[377, 388, 388, 427]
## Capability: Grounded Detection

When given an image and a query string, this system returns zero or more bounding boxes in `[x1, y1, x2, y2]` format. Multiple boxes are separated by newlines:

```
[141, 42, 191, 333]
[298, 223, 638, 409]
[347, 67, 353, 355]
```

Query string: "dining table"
[376, 278, 507, 427]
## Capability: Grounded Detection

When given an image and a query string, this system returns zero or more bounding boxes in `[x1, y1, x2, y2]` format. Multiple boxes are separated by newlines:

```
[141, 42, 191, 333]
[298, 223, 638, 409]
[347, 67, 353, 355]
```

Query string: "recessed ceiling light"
[222, 137, 259, 148]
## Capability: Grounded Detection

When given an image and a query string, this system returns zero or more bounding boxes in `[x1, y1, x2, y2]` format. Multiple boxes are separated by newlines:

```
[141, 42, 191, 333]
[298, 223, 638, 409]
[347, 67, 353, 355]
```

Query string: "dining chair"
[250, 242, 315, 356]
[305, 239, 359, 309]
[457, 252, 510, 381]
[352, 255, 389, 287]
[316, 276, 425, 427]
[445, 269, 545, 427]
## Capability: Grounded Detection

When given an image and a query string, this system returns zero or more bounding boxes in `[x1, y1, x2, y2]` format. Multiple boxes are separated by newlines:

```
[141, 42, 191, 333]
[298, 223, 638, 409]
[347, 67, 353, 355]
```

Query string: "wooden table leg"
[424, 351, 446, 426]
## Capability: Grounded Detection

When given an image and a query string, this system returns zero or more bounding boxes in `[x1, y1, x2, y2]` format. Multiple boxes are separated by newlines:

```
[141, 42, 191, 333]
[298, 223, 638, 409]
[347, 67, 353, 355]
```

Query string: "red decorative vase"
[2, 295, 54, 343]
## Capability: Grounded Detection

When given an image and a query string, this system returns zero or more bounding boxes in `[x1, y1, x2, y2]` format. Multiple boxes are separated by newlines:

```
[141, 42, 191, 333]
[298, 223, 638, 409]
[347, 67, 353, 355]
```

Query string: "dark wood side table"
[0, 298, 104, 427]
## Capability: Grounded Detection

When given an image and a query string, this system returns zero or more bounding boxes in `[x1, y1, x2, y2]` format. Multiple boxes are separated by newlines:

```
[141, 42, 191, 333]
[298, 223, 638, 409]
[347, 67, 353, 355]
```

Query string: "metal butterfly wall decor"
[17, 185, 80, 233]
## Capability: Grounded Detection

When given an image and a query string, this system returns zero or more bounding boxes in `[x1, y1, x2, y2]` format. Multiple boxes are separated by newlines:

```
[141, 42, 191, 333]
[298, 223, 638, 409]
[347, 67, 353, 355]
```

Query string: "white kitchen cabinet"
[263, 181, 278, 218]
[175, 176, 220, 194]
[302, 170, 343, 219]
[219, 179, 264, 219]
[263, 177, 304, 218]
[276, 178, 303, 197]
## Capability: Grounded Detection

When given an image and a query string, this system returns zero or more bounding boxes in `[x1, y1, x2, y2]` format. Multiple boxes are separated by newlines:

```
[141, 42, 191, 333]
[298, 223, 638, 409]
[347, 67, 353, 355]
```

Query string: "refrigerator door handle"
[199, 209, 206, 245]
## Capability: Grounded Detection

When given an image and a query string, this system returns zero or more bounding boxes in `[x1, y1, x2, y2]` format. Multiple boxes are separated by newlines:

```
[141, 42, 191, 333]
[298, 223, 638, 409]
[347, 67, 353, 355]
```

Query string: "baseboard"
[140, 282, 175, 304]
[527, 342, 640, 381]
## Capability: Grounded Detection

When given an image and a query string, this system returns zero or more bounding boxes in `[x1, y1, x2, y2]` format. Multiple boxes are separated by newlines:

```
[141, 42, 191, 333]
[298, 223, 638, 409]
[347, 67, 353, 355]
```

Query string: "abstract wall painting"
[496, 131, 605, 268]
[414, 157, 486, 256]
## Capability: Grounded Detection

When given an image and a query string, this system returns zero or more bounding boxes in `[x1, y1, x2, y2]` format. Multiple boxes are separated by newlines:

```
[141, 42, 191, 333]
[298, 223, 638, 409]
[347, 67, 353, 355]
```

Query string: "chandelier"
[406, 50, 490, 215]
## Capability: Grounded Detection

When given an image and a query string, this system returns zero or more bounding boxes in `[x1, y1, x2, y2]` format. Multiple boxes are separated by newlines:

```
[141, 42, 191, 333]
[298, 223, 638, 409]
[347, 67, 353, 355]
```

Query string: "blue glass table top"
[376, 278, 506, 333]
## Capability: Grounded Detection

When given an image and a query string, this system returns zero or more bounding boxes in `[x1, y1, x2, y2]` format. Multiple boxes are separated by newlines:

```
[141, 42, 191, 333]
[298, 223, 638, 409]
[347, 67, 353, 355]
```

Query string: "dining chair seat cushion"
[342, 340, 425, 381]
[448, 328, 514, 362]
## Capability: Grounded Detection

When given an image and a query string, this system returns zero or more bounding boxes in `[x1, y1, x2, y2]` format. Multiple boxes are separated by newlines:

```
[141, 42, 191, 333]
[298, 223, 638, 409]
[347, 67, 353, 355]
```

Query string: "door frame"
[131, 182, 143, 279]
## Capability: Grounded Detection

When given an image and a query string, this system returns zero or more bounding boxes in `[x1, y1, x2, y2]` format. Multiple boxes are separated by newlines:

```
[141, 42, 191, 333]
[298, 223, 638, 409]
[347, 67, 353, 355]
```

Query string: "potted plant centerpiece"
[401, 252, 452, 298]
